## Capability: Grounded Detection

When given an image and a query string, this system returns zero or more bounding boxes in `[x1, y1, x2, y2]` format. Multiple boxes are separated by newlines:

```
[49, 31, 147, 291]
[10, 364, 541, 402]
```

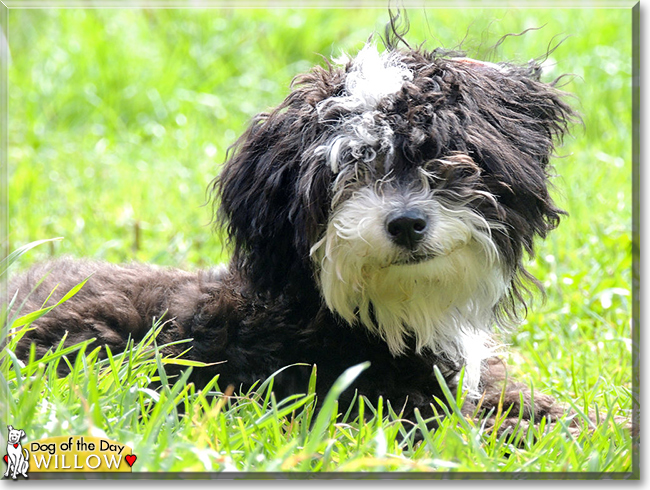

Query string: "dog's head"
[213, 38, 575, 387]
[7, 426, 25, 445]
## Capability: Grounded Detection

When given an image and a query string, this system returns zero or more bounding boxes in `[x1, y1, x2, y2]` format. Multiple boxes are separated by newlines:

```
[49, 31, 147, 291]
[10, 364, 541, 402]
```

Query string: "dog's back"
[8, 259, 225, 365]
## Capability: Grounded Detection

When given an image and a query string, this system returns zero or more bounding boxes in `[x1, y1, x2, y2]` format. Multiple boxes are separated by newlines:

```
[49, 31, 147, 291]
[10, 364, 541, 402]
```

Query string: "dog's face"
[7, 426, 24, 445]
[214, 42, 574, 389]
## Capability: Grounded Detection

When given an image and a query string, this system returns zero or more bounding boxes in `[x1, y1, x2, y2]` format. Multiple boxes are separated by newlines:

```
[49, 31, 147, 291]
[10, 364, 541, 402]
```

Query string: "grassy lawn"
[2, 6, 636, 476]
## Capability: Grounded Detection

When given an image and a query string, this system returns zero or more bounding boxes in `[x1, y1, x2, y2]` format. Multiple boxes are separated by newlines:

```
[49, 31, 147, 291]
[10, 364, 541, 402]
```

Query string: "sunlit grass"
[4, 7, 635, 474]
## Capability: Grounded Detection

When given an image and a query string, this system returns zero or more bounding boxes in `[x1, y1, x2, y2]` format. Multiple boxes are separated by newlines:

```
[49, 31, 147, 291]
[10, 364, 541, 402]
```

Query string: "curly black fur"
[7, 36, 576, 426]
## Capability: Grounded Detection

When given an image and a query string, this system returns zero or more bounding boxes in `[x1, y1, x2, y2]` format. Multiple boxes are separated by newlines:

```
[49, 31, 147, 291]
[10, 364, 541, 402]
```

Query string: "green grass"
[2, 7, 635, 475]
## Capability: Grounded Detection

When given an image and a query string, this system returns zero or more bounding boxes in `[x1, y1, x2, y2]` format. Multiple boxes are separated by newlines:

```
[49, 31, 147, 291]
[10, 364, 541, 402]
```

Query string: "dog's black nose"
[386, 210, 428, 250]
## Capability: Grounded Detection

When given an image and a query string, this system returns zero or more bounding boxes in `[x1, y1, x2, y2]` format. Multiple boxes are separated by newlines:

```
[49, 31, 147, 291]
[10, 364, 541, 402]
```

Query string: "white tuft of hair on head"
[342, 43, 413, 111]
[314, 44, 411, 174]
[316, 43, 412, 119]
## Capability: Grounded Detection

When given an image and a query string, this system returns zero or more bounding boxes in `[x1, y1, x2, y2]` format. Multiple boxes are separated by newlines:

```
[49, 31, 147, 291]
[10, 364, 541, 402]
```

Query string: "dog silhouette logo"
[4, 425, 29, 479]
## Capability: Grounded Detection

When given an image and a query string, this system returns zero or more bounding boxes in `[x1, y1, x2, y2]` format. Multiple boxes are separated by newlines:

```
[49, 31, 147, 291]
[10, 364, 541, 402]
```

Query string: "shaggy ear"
[463, 61, 578, 315]
[461, 61, 577, 249]
[211, 66, 343, 296]
[500, 67, 577, 241]
[213, 111, 304, 293]
[509, 63, 577, 168]
[211, 109, 331, 296]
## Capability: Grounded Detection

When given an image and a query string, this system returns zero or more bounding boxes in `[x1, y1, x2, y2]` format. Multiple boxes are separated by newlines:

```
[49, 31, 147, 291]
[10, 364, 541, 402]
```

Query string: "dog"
[4, 426, 29, 479]
[7, 27, 576, 432]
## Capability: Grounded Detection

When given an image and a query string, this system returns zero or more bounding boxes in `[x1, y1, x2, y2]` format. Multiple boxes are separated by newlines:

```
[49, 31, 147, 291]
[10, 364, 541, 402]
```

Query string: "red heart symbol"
[13, 444, 18, 448]
[3, 455, 7, 464]
[125, 454, 137, 467]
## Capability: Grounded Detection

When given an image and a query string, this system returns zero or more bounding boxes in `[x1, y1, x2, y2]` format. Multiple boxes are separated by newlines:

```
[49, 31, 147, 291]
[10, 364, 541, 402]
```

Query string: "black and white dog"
[9, 31, 576, 428]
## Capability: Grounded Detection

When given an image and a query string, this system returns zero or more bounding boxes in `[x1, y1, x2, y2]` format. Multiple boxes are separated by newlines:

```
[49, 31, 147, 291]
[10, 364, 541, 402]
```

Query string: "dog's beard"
[310, 184, 507, 393]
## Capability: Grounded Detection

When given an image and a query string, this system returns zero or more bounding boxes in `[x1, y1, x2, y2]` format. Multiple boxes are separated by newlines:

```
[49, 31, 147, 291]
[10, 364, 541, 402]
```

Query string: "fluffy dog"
[8, 31, 575, 429]
[4, 426, 29, 479]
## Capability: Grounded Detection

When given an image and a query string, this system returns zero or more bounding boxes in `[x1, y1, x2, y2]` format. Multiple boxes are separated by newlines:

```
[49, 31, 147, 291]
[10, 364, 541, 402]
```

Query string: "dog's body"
[4, 426, 29, 479]
[8, 34, 575, 427]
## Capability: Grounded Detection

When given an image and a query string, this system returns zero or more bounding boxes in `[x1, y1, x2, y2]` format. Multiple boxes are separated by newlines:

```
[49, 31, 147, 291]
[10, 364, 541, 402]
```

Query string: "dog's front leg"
[466, 358, 566, 435]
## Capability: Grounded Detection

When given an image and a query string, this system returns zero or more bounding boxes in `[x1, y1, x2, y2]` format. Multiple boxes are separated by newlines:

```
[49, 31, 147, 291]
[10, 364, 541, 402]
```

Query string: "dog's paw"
[480, 414, 582, 443]
[470, 359, 568, 425]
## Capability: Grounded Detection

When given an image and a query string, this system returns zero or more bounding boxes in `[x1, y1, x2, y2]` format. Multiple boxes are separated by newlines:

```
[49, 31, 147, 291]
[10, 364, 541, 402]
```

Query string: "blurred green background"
[7, 7, 633, 394]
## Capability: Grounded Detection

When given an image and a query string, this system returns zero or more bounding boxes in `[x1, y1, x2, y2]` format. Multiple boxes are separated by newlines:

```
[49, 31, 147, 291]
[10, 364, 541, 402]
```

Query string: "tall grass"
[3, 7, 635, 475]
